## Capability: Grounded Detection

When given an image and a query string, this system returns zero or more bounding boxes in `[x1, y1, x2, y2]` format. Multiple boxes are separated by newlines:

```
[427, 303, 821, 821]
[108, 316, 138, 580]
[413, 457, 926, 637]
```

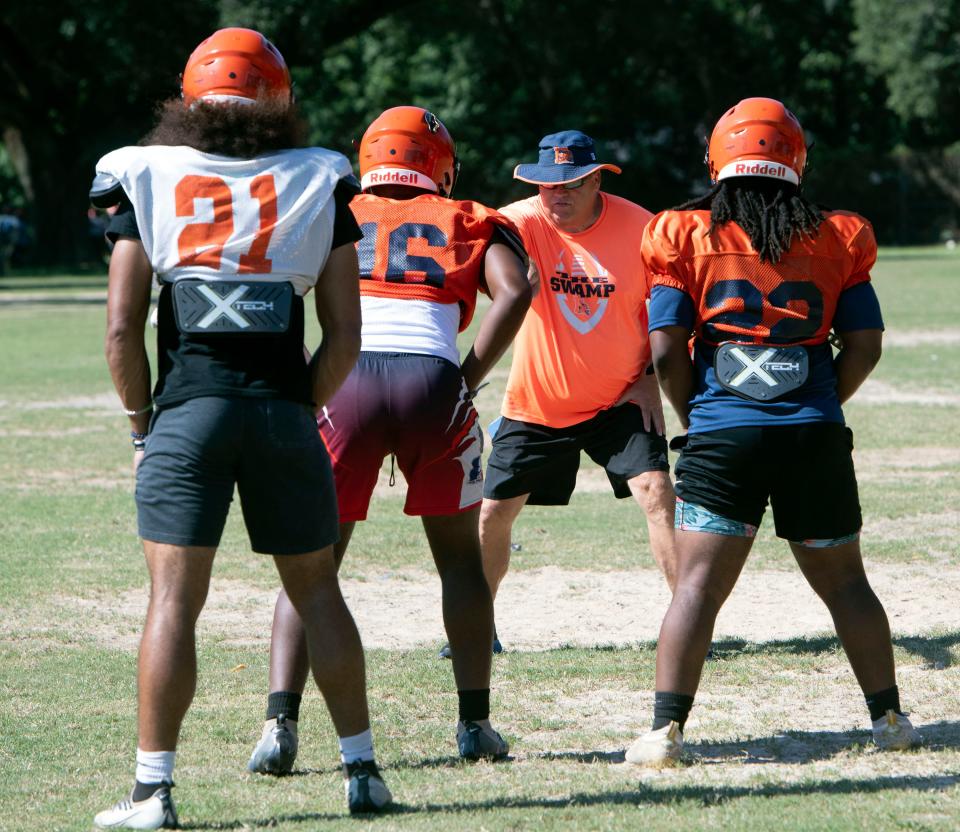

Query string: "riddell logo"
[734, 162, 787, 178]
[368, 171, 419, 184]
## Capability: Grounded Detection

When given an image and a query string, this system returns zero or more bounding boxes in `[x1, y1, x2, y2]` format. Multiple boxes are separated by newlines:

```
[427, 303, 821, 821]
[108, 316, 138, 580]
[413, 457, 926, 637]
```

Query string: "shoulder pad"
[89, 173, 125, 209]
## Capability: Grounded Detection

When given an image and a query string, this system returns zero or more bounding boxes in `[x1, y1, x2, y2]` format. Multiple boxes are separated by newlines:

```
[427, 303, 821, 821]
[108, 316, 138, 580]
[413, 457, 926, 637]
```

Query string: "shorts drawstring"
[389, 453, 396, 487]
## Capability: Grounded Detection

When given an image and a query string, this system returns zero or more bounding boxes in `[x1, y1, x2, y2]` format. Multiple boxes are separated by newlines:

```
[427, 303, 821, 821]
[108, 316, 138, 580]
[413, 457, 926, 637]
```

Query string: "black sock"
[865, 685, 901, 721]
[458, 688, 490, 723]
[266, 690, 302, 722]
[652, 691, 695, 731]
[132, 780, 170, 801]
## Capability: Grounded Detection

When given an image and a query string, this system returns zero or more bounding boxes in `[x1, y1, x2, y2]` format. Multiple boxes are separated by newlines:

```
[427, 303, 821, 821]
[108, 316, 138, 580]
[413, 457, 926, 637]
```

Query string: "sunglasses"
[540, 176, 589, 191]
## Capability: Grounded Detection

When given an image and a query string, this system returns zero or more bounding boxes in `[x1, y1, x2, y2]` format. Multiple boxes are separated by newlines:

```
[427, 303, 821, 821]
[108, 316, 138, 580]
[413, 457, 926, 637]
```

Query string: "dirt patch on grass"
[884, 329, 960, 347]
[856, 380, 960, 407]
[22, 561, 960, 654]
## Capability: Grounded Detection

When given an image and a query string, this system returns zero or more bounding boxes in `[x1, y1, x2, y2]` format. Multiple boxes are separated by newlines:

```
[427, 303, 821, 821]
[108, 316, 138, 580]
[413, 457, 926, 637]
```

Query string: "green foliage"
[853, 0, 960, 144]
[1, 0, 958, 264]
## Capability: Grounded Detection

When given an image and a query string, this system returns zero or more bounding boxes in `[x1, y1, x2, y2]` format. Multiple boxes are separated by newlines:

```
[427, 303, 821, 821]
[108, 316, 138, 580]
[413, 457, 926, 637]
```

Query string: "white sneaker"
[625, 721, 684, 767]
[872, 710, 921, 750]
[457, 719, 509, 760]
[93, 785, 178, 829]
[247, 715, 298, 774]
[343, 760, 392, 814]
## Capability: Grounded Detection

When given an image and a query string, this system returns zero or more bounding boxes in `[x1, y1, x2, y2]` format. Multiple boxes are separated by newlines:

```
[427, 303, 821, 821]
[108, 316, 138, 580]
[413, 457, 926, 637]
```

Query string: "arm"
[833, 328, 882, 404]
[460, 242, 532, 392]
[650, 326, 696, 431]
[310, 242, 362, 408]
[105, 237, 153, 442]
[614, 371, 666, 436]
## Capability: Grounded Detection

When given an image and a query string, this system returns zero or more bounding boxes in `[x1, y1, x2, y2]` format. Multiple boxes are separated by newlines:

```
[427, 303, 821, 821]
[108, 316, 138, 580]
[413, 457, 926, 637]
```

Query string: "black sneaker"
[343, 759, 392, 814]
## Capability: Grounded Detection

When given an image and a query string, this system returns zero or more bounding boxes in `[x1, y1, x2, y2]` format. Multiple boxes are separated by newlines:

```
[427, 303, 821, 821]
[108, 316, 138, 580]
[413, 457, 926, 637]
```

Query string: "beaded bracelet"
[123, 403, 154, 417]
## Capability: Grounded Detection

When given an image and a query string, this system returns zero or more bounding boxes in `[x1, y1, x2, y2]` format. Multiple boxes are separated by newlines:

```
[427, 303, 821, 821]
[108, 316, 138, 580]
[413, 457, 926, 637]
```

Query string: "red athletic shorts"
[318, 352, 484, 522]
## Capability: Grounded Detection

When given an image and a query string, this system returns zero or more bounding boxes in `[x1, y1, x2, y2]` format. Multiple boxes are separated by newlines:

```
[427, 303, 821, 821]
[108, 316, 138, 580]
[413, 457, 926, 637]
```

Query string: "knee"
[672, 578, 725, 617]
[630, 472, 675, 518]
[818, 573, 877, 609]
[479, 498, 519, 537]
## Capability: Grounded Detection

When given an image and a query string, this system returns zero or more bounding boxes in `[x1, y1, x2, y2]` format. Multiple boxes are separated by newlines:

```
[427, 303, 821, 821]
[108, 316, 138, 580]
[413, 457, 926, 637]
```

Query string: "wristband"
[131, 430, 148, 451]
[464, 381, 489, 402]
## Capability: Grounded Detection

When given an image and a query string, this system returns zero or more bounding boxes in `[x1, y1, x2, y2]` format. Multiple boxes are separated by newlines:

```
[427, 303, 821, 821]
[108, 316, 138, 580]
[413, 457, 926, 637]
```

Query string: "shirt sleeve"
[833, 281, 884, 333]
[844, 218, 878, 290]
[105, 196, 140, 243]
[332, 177, 363, 248]
[640, 213, 688, 292]
[648, 284, 695, 332]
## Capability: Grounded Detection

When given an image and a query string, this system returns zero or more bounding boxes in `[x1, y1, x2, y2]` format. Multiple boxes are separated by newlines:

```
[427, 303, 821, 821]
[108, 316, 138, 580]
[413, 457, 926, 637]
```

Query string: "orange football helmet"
[707, 97, 806, 185]
[358, 107, 459, 196]
[181, 28, 291, 105]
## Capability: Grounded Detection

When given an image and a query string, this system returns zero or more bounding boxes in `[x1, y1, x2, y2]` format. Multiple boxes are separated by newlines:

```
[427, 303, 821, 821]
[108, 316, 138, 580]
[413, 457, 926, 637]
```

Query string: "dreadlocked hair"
[676, 178, 825, 263]
[142, 97, 308, 157]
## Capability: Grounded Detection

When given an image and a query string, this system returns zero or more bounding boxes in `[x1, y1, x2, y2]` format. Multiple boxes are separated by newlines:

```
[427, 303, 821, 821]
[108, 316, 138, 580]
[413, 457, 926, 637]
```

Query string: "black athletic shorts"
[483, 404, 670, 505]
[136, 396, 339, 554]
[673, 422, 862, 541]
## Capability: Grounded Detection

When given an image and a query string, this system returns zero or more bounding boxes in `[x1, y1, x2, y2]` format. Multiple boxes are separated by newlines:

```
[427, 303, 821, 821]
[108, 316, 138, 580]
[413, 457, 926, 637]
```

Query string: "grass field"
[1, 248, 958, 831]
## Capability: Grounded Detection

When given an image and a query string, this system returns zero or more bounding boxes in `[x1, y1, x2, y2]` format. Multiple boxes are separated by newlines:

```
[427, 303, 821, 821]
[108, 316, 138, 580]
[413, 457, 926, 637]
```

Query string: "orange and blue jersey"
[642, 208, 884, 433]
[351, 193, 519, 331]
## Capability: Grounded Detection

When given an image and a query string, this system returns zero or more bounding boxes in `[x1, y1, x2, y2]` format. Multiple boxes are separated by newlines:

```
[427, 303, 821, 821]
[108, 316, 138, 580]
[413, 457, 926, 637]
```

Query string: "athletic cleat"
[93, 785, 178, 829]
[872, 709, 921, 750]
[247, 714, 298, 774]
[457, 719, 509, 760]
[343, 759, 392, 814]
[439, 630, 503, 659]
[625, 721, 684, 767]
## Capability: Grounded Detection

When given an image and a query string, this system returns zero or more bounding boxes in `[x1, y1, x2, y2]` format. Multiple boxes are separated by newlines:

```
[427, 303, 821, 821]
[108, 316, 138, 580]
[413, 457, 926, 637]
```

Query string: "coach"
[479, 131, 677, 636]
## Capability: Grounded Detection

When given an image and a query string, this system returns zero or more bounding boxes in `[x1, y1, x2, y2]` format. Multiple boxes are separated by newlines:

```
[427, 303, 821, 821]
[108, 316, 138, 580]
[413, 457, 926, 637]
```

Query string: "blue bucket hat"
[513, 130, 622, 185]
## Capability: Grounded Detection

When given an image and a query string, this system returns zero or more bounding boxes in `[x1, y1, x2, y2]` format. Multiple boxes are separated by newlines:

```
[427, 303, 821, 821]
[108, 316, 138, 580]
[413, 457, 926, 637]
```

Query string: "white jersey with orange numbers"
[93, 145, 353, 294]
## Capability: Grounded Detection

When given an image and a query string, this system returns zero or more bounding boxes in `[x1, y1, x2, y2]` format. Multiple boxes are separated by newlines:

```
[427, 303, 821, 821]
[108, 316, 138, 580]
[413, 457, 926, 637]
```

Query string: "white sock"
[338, 729, 374, 764]
[135, 748, 176, 785]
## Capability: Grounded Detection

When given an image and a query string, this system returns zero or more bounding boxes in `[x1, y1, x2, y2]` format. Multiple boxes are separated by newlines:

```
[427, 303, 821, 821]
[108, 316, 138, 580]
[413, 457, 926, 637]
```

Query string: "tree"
[853, 0, 960, 217]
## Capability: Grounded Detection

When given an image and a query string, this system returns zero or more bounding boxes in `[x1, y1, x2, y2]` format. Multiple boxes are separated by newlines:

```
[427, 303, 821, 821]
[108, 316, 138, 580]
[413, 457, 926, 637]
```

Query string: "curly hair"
[677, 178, 825, 263]
[142, 97, 308, 157]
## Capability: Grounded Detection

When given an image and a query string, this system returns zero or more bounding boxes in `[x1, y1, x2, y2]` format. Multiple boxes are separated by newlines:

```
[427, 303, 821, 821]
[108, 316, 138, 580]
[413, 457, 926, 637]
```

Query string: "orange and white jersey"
[641, 208, 877, 346]
[350, 194, 520, 364]
[93, 145, 353, 294]
[499, 193, 654, 428]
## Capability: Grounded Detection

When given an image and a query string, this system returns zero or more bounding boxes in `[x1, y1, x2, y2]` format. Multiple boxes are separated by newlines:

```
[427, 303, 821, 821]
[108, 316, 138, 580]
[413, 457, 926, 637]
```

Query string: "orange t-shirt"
[500, 193, 654, 428]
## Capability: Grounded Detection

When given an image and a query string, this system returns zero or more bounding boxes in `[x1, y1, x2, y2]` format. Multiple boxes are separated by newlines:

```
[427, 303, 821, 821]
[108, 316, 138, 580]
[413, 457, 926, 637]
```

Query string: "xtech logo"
[548, 250, 614, 334]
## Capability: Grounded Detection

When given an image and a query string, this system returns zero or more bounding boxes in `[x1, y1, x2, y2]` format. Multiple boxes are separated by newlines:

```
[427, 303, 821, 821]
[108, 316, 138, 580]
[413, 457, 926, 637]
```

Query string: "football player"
[247, 106, 531, 773]
[627, 97, 920, 766]
[91, 28, 391, 827]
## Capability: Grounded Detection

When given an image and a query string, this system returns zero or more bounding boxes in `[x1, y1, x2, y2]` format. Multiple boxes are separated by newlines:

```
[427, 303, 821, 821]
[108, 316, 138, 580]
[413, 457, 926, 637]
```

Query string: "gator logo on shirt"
[548, 250, 615, 334]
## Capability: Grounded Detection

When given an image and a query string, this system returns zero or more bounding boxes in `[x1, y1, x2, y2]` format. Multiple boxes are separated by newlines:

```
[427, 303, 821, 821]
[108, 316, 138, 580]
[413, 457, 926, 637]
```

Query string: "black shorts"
[674, 422, 862, 541]
[136, 396, 339, 554]
[483, 405, 670, 505]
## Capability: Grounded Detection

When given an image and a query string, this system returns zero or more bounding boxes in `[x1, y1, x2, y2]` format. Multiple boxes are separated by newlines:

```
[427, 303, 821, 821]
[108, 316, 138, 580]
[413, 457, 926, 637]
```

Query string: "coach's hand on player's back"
[615, 373, 666, 436]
